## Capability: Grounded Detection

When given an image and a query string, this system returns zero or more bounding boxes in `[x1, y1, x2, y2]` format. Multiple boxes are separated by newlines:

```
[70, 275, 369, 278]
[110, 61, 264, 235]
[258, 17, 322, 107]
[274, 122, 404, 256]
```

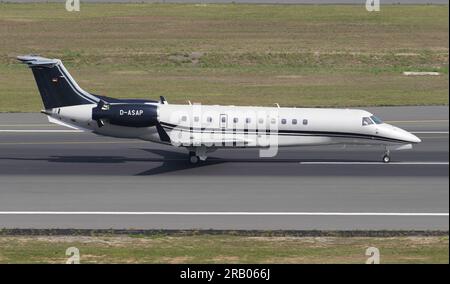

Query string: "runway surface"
[0, 106, 448, 230]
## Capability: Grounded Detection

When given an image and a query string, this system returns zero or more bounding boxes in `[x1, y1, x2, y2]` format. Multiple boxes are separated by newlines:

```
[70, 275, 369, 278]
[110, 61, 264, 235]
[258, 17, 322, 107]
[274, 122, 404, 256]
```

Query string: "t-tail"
[17, 55, 99, 110]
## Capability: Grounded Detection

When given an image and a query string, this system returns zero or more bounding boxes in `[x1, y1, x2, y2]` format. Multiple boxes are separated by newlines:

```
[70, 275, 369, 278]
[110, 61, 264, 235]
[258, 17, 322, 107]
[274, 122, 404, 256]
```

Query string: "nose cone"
[380, 124, 421, 144]
[406, 132, 422, 143]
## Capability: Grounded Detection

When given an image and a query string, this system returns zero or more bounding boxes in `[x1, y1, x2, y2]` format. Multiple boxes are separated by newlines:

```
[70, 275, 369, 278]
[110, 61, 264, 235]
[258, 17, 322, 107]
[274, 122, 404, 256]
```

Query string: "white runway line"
[0, 124, 57, 127]
[385, 120, 449, 123]
[0, 211, 447, 216]
[299, 162, 449, 165]
[0, 130, 83, 133]
[412, 131, 449, 134]
[1, 130, 448, 134]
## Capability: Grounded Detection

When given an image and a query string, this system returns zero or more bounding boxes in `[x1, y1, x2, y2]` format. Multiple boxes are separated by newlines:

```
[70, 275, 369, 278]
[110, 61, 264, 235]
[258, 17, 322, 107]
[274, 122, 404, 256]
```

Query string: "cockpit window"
[362, 117, 373, 126]
[370, 115, 383, 124]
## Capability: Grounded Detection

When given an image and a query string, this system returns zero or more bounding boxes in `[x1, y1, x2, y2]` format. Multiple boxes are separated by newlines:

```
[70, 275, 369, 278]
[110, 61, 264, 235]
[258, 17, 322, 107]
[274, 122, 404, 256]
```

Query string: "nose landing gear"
[382, 148, 391, 163]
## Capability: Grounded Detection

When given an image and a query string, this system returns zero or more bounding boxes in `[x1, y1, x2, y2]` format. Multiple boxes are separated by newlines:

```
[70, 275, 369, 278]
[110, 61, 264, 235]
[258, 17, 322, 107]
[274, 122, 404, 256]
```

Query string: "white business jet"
[17, 55, 421, 164]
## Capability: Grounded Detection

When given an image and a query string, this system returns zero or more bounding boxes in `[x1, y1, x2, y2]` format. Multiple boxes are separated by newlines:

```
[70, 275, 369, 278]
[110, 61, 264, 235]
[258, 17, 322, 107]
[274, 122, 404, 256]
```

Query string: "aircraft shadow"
[135, 149, 225, 175]
[0, 148, 436, 176]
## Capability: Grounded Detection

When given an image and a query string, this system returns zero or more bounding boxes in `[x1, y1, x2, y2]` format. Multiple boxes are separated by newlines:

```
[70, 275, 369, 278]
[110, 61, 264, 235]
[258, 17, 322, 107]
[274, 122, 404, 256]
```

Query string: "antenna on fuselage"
[160, 96, 168, 105]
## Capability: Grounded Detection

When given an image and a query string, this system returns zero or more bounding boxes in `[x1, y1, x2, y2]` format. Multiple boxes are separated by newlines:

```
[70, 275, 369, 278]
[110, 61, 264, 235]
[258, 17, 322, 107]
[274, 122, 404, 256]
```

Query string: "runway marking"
[420, 136, 449, 139]
[0, 211, 447, 217]
[412, 131, 449, 134]
[299, 162, 449, 165]
[2, 130, 447, 135]
[0, 124, 57, 127]
[0, 141, 145, 145]
[1, 130, 448, 135]
[0, 130, 83, 133]
[385, 120, 449, 123]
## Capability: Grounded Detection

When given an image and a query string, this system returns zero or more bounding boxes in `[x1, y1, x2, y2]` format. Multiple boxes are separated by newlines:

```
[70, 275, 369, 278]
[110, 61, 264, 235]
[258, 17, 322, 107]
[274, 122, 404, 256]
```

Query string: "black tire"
[189, 155, 199, 164]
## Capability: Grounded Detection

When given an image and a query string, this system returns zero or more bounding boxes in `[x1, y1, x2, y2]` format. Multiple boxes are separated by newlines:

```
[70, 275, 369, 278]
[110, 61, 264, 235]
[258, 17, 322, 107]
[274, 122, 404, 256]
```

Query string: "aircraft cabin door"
[220, 114, 227, 129]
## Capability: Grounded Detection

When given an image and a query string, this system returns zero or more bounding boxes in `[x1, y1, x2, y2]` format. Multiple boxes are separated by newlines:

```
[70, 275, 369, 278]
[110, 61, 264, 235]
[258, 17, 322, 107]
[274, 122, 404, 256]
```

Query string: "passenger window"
[181, 116, 187, 122]
[303, 119, 308, 125]
[271, 118, 276, 124]
[246, 118, 251, 124]
[281, 119, 287, 124]
[292, 119, 297, 125]
[362, 117, 373, 126]
[233, 118, 238, 123]
[258, 118, 264, 124]
[194, 116, 199, 122]
[206, 117, 212, 123]
[222, 117, 226, 123]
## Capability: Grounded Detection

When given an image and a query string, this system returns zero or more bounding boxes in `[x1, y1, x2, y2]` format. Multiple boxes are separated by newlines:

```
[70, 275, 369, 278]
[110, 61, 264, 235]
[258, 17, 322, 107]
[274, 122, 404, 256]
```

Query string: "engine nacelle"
[92, 103, 158, 128]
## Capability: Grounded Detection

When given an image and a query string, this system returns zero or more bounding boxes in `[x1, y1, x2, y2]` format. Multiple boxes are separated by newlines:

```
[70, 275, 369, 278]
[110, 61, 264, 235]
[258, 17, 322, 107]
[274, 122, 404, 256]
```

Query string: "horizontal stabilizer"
[47, 116, 87, 131]
[17, 55, 60, 68]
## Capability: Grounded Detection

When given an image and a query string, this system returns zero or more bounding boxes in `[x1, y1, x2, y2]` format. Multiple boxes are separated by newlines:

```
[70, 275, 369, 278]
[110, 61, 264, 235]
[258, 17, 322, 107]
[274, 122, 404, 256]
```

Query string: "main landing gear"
[382, 148, 391, 163]
[188, 146, 212, 165]
[189, 151, 200, 164]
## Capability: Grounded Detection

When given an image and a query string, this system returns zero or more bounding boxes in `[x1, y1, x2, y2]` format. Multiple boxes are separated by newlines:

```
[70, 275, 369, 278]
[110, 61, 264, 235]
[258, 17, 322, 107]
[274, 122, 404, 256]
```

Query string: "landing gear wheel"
[189, 155, 199, 164]
[382, 154, 391, 163]
[189, 151, 199, 164]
